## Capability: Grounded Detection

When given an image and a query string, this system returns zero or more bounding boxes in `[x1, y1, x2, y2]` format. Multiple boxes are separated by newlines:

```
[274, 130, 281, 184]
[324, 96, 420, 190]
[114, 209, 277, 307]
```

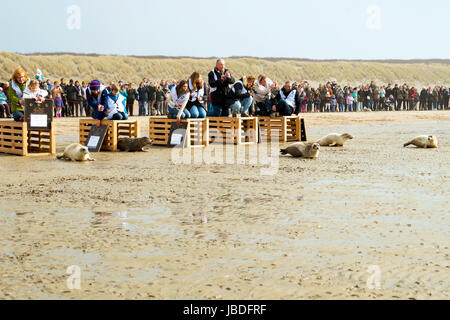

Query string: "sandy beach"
[0, 111, 449, 300]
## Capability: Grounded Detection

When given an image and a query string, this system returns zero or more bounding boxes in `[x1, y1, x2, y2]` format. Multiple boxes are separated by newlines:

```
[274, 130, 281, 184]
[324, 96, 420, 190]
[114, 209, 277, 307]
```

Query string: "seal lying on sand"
[57, 143, 95, 161]
[280, 142, 320, 159]
[317, 133, 354, 147]
[404, 135, 438, 148]
[118, 137, 153, 152]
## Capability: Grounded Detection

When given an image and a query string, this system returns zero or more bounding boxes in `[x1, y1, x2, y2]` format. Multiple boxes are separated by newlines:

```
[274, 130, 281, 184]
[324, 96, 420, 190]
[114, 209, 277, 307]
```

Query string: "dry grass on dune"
[1, 52, 449, 87]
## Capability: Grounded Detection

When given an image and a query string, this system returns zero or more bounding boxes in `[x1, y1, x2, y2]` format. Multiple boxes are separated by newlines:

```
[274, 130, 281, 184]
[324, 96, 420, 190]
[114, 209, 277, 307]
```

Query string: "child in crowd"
[104, 84, 128, 120]
[299, 92, 307, 113]
[346, 93, 354, 112]
[352, 89, 359, 112]
[155, 85, 166, 115]
[0, 87, 11, 118]
[52, 81, 64, 118]
[23, 80, 48, 101]
[330, 94, 337, 112]
[324, 91, 331, 112]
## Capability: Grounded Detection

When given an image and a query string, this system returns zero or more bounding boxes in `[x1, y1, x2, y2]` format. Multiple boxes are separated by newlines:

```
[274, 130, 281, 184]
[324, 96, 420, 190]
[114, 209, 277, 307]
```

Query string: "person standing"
[442, 87, 449, 110]
[346, 92, 354, 112]
[419, 87, 427, 111]
[147, 82, 157, 115]
[126, 83, 137, 116]
[352, 88, 359, 112]
[208, 59, 235, 117]
[74, 80, 83, 116]
[81, 81, 89, 117]
[51, 81, 64, 118]
[66, 80, 79, 117]
[137, 82, 148, 116]
[155, 84, 166, 115]
[392, 84, 400, 110]
[431, 87, 439, 110]
[59, 78, 69, 117]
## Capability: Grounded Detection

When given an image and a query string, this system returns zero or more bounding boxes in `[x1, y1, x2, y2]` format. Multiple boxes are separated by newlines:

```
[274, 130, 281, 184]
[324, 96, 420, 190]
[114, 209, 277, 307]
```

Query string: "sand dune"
[1, 52, 449, 88]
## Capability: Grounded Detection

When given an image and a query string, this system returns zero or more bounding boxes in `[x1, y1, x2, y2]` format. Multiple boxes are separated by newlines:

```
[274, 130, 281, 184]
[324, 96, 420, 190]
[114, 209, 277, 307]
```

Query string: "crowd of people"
[1, 60, 449, 123]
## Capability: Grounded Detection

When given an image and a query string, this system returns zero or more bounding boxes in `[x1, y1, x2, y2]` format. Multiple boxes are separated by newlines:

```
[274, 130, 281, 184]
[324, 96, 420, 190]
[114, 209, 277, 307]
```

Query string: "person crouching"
[271, 81, 301, 116]
[167, 80, 190, 124]
[227, 76, 256, 117]
[104, 84, 128, 120]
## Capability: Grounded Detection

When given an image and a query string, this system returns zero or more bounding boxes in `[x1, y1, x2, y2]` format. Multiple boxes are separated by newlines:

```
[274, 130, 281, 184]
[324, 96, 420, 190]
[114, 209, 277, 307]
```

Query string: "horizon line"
[3, 51, 450, 64]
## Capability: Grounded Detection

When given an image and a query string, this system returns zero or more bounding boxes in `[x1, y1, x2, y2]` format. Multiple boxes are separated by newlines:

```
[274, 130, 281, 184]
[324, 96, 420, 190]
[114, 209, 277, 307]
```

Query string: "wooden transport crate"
[208, 117, 258, 145]
[0, 120, 55, 156]
[258, 116, 307, 142]
[79, 119, 139, 151]
[149, 117, 209, 147]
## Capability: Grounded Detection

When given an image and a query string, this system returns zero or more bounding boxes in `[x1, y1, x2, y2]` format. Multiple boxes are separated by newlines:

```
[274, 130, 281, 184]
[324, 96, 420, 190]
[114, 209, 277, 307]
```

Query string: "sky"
[2, 0, 449, 60]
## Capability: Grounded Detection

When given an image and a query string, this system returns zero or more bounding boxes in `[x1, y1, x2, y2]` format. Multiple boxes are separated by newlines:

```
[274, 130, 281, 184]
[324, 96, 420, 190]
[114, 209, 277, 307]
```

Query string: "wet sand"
[0, 111, 449, 300]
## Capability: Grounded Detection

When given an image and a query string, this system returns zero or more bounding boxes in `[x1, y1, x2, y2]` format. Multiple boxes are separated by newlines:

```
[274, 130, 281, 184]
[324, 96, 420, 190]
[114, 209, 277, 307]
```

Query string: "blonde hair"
[258, 75, 266, 84]
[189, 72, 203, 91]
[243, 76, 256, 89]
[28, 80, 39, 89]
[110, 84, 120, 93]
[12, 67, 28, 83]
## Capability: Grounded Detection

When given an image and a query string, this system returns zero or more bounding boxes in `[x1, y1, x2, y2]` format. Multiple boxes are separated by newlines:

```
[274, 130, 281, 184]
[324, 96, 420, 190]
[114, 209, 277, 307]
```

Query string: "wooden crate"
[258, 116, 286, 142]
[0, 121, 55, 156]
[149, 117, 209, 148]
[208, 117, 258, 145]
[79, 119, 139, 151]
[258, 116, 307, 142]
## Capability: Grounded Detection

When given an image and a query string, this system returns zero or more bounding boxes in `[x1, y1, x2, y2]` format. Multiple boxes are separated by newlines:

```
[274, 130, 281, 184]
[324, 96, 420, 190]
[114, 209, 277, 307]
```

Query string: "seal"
[118, 137, 153, 152]
[403, 135, 438, 148]
[56, 143, 95, 161]
[317, 133, 354, 147]
[280, 142, 320, 159]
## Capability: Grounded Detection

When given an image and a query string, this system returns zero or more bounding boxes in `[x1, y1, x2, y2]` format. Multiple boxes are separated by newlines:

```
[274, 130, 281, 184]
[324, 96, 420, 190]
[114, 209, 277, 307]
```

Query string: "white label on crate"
[87, 136, 100, 148]
[170, 133, 183, 145]
[30, 114, 47, 127]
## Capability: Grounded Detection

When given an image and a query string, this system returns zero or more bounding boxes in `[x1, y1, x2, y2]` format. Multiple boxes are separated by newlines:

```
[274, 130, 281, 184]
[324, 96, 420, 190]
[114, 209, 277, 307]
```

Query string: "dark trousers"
[83, 102, 90, 117]
[127, 99, 135, 116]
[419, 100, 426, 110]
[147, 99, 155, 115]
[255, 99, 272, 116]
[72, 102, 81, 117]
[0, 103, 11, 117]
[13, 110, 24, 122]
[276, 100, 294, 116]
[156, 101, 165, 115]
[221, 106, 230, 117]
[62, 98, 68, 117]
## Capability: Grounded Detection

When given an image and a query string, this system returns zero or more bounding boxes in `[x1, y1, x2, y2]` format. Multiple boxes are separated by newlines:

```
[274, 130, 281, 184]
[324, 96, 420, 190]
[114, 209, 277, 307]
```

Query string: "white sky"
[2, 0, 449, 59]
